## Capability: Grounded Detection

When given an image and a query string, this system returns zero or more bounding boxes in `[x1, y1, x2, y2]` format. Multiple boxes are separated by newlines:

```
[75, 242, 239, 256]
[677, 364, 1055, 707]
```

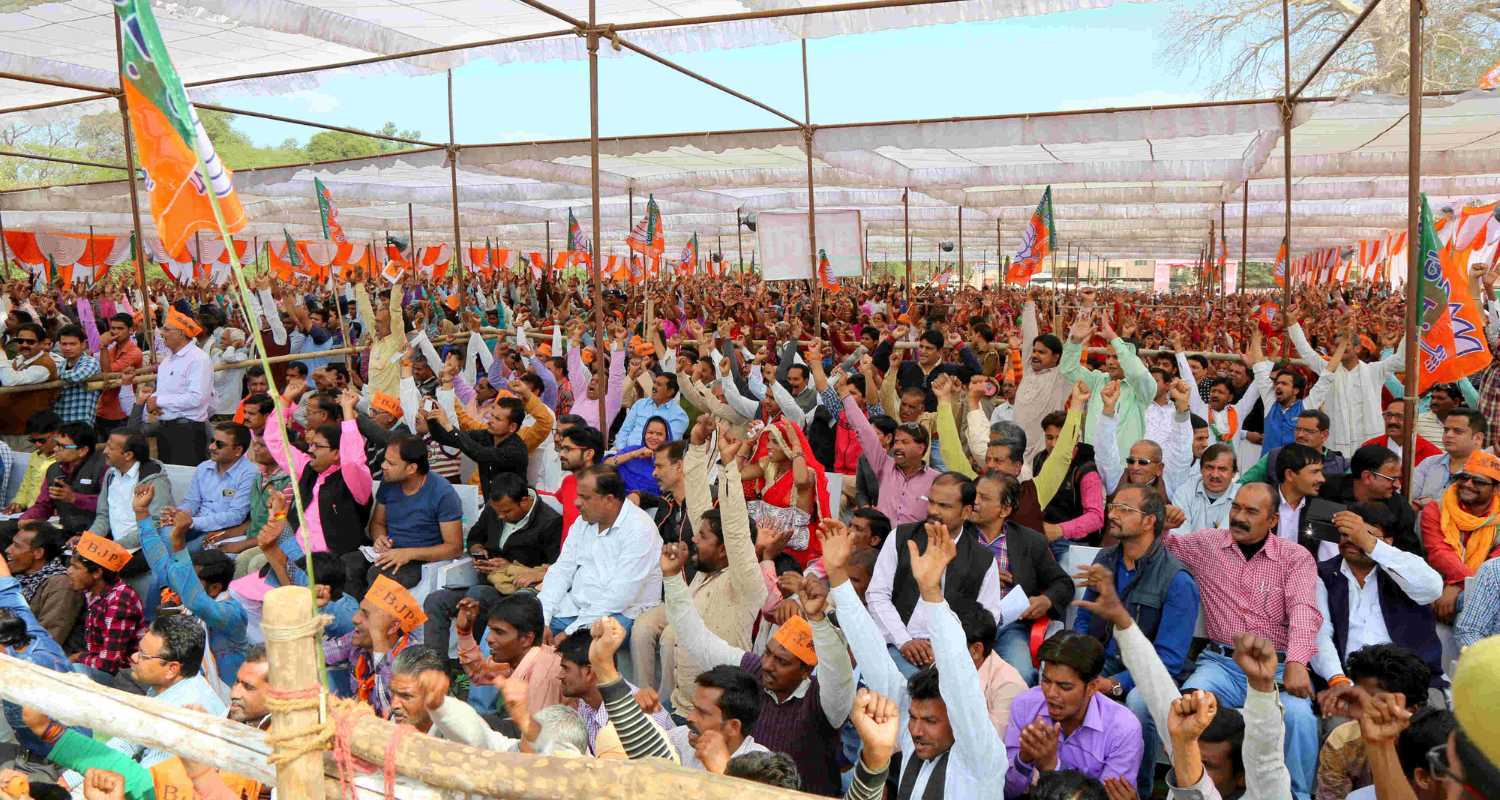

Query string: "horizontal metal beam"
[0, 150, 128, 171]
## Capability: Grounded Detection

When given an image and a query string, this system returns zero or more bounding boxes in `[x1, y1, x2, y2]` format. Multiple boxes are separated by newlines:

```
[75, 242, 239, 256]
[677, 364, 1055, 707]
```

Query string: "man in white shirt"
[1286, 317, 1403, 458]
[148, 309, 213, 466]
[536, 465, 662, 637]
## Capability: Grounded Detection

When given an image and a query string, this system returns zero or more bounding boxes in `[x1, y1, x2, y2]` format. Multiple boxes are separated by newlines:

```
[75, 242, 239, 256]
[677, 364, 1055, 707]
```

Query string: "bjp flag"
[114, 0, 245, 262]
[1416, 194, 1491, 394]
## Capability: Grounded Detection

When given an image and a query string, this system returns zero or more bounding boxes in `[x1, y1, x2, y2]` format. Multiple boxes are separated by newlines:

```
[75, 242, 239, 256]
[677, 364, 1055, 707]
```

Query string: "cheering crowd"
[0, 266, 1497, 800]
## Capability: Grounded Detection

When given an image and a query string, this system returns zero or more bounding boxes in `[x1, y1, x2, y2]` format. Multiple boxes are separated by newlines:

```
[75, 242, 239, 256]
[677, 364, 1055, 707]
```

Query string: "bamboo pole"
[1240, 181, 1249, 293]
[588, 0, 610, 449]
[0, 202, 11, 278]
[447, 70, 463, 273]
[114, 13, 155, 349]
[802, 39, 821, 333]
[407, 203, 417, 271]
[263, 586, 327, 798]
[1400, 0, 1424, 490]
[1280, 0, 1294, 311]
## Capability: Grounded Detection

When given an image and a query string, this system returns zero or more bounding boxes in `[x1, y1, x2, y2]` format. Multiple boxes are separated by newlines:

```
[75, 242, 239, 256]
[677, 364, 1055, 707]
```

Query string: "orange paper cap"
[76, 531, 131, 573]
[581, 347, 596, 366]
[537, 342, 553, 358]
[366, 574, 427, 632]
[770, 615, 818, 666]
[370, 392, 403, 419]
[165, 308, 203, 338]
[630, 336, 653, 356]
[1464, 450, 1500, 484]
[445, 294, 460, 312]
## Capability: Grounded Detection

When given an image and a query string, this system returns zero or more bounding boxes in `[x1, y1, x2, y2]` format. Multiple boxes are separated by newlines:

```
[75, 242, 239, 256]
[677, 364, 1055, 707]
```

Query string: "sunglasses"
[1455, 473, 1497, 488]
[1124, 457, 1158, 466]
[14, 338, 37, 345]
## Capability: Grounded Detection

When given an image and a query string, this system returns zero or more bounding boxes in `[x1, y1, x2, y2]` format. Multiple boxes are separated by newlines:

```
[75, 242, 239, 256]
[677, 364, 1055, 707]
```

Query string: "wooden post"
[407, 204, 416, 268]
[995, 217, 1002, 286]
[1400, 0, 1423, 489]
[262, 586, 327, 799]
[736, 208, 745, 274]
[114, 12, 155, 347]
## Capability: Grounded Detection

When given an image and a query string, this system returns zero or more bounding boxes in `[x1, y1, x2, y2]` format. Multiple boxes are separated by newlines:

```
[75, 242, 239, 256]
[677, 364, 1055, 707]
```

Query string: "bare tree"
[1162, 0, 1500, 97]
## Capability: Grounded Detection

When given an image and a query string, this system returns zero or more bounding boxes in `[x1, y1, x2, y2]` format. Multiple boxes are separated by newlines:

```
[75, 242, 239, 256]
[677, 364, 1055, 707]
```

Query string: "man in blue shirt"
[168, 422, 257, 550]
[343, 435, 463, 601]
[610, 372, 688, 455]
[1072, 483, 1200, 798]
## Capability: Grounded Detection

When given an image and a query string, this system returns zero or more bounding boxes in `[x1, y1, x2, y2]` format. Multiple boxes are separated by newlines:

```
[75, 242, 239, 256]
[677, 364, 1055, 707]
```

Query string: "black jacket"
[427, 422, 529, 489]
[466, 498, 563, 568]
[995, 521, 1075, 621]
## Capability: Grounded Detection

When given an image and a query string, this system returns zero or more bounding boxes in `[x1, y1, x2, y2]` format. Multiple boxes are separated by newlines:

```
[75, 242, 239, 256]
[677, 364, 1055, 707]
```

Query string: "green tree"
[304, 122, 422, 163]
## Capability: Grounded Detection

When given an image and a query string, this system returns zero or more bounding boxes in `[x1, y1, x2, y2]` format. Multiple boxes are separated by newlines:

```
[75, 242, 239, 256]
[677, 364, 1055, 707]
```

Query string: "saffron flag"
[1482, 58, 1500, 90]
[626, 195, 666, 258]
[1273, 239, 1288, 287]
[1006, 186, 1055, 285]
[1416, 194, 1492, 394]
[818, 249, 840, 293]
[315, 178, 348, 244]
[113, 0, 245, 261]
[676, 234, 698, 276]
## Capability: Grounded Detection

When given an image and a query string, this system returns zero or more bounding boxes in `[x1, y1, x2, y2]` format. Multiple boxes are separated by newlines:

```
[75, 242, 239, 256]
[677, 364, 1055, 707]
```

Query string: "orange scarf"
[1439, 485, 1500, 575]
[1209, 406, 1239, 442]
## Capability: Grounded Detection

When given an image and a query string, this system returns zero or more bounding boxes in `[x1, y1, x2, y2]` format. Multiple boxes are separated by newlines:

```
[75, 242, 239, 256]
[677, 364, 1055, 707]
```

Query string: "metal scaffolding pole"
[447, 70, 462, 269]
[957, 206, 964, 287]
[1240, 181, 1249, 293]
[802, 39, 821, 333]
[1400, 0, 1424, 489]
[407, 203, 416, 268]
[587, 0, 609, 450]
[114, 13, 154, 347]
[1281, 0, 1294, 311]
[903, 187, 911, 303]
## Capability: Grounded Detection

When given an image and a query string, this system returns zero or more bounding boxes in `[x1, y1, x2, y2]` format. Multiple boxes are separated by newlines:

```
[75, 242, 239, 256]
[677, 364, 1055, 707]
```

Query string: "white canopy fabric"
[5, 89, 1500, 261]
[0, 0, 1150, 111]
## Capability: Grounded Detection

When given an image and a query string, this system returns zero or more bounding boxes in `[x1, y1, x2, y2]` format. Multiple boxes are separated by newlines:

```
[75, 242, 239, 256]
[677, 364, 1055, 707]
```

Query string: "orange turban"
[771, 615, 817, 666]
[164, 308, 203, 338]
[365, 574, 427, 632]
[370, 392, 403, 419]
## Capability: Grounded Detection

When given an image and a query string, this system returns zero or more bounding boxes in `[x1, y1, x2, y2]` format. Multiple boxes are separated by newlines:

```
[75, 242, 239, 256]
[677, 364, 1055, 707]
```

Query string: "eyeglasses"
[131, 651, 171, 663]
[1371, 470, 1400, 484]
[1455, 473, 1497, 488]
[1124, 457, 1158, 466]
[1426, 745, 1484, 796]
[308, 442, 335, 452]
[1107, 501, 1145, 516]
[56, 443, 80, 450]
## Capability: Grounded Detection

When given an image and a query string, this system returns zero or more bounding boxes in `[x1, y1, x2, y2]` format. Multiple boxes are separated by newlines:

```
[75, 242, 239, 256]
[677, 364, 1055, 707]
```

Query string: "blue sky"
[223, 3, 1230, 146]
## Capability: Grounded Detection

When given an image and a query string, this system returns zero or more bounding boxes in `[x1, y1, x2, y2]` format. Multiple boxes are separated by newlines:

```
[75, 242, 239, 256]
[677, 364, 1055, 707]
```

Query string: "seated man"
[536, 466, 662, 637]
[104, 614, 227, 767]
[454, 592, 562, 717]
[20, 422, 107, 536]
[422, 472, 562, 657]
[1239, 409, 1349, 483]
[555, 628, 674, 757]
[1003, 631, 1143, 796]
[3, 521, 82, 646]
[1311, 504, 1443, 695]
[865, 472, 1004, 677]
[66, 532, 144, 683]
[167, 422, 257, 549]
[387, 645, 527, 751]
[1071, 484, 1200, 796]
[660, 539, 853, 794]
[134, 482, 249, 686]
[343, 435, 463, 600]
[1168, 442, 1237, 535]
[1420, 449, 1500, 625]
[1, 410, 58, 514]
[1314, 644, 1434, 800]
[824, 516, 1008, 798]
[324, 574, 425, 718]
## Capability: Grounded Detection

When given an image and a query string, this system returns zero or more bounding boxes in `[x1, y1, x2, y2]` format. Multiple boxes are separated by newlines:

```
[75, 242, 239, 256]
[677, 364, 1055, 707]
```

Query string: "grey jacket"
[89, 459, 176, 549]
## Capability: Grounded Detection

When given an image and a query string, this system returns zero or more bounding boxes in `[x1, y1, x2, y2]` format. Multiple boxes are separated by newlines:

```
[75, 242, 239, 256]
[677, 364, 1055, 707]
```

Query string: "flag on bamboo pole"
[113, 0, 245, 261]
[314, 178, 348, 244]
[1415, 193, 1492, 393]
[818, 249, 841, 292]
[676, 234, 698, 276]
[626, 195, 666, 258]
[568, 208, 590, 255]
[1482, 58, 1500, 90]
[1005, 186, 1054, 285]
[1273, 239, 1288, 287]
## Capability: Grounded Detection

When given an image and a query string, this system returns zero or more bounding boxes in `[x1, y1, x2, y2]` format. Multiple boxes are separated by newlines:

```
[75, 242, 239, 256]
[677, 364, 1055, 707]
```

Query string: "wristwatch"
[1107, 681, 1125, 700]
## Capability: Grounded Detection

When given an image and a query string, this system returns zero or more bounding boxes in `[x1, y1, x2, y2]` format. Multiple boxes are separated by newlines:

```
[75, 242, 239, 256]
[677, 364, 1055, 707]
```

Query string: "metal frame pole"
[447, 70, 462, 275]
[957, 206, 964, 287]
[407, 202, 416, 269]
[736, 208, 744, 275]
[1400, 0, 1424, 488]
[114, 13, 154, 347]
[587, 0, 610, 449]
[0, 203, 11, 279]
[903, 187, 911, 304]
[802, 39, 821, 333]
[1240, 181, 1248, 293]
[1281, 0, 1294, 312]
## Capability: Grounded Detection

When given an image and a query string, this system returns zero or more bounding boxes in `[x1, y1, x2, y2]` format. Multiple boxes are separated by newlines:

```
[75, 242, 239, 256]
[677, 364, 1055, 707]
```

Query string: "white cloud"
[286, 91, 341, 114]
[1055, 89, 1204, 112]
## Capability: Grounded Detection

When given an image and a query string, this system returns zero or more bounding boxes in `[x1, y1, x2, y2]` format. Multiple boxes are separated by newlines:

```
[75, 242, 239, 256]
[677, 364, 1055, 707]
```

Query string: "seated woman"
[739, 418, 828, 570]
[606, 415, 671, 496]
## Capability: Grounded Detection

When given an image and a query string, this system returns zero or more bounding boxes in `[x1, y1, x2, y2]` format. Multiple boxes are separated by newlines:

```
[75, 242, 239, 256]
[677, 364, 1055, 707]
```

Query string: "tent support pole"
[957, 206, 964, 288]
[587, 0, 609, 451]
[1400, 0, 1424, 489]
[1240, 182, 1248, 293]
[1219, 200, 1226, 295]
[448, 70, 462, 269]
[1280, 0, 1293, 313]
[736, 208, 744, 275]
[115, 13, 154, 347]
[408, 203, 416, 270]
[903, 187, 911, 304]
[1291, 0, 1384, 99]
[0, 203, 10, 279]
[803, 39, 821, 333]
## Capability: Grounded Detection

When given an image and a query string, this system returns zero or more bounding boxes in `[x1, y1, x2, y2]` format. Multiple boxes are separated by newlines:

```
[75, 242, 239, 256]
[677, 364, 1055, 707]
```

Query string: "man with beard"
[1163, 482, 1322, 799]
[1420, 449, 1500, 624]
[2, 522, 80, 645]
[659, 537, 852, 793]
[1071, 484, 1200, 796]
[324, 574, 425, 718]
[1362, 399, 1439, 465]
[1008, 296, 1072, 463]
[227, 645, 271, 729]
[567, 323, 626, 434]
[549, 424, 602, 542]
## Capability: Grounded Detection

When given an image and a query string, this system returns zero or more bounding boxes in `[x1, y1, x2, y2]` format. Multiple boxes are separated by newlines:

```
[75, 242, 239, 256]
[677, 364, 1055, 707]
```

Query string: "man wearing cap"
[148, 308, 213, 466]
[65, 531, 144, 683]
[660, 540, 853, 793]
[353, 391, 411, 479]
[1420, 449, 1500, 625]
[326, 573, 425, 717]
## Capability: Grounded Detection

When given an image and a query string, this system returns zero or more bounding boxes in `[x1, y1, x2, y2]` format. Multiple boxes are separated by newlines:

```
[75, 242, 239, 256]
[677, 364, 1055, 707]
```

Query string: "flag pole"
[1399, 0, 1423, 490]
[587, 0, 609, 450]
[114, 13, 155, 348]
